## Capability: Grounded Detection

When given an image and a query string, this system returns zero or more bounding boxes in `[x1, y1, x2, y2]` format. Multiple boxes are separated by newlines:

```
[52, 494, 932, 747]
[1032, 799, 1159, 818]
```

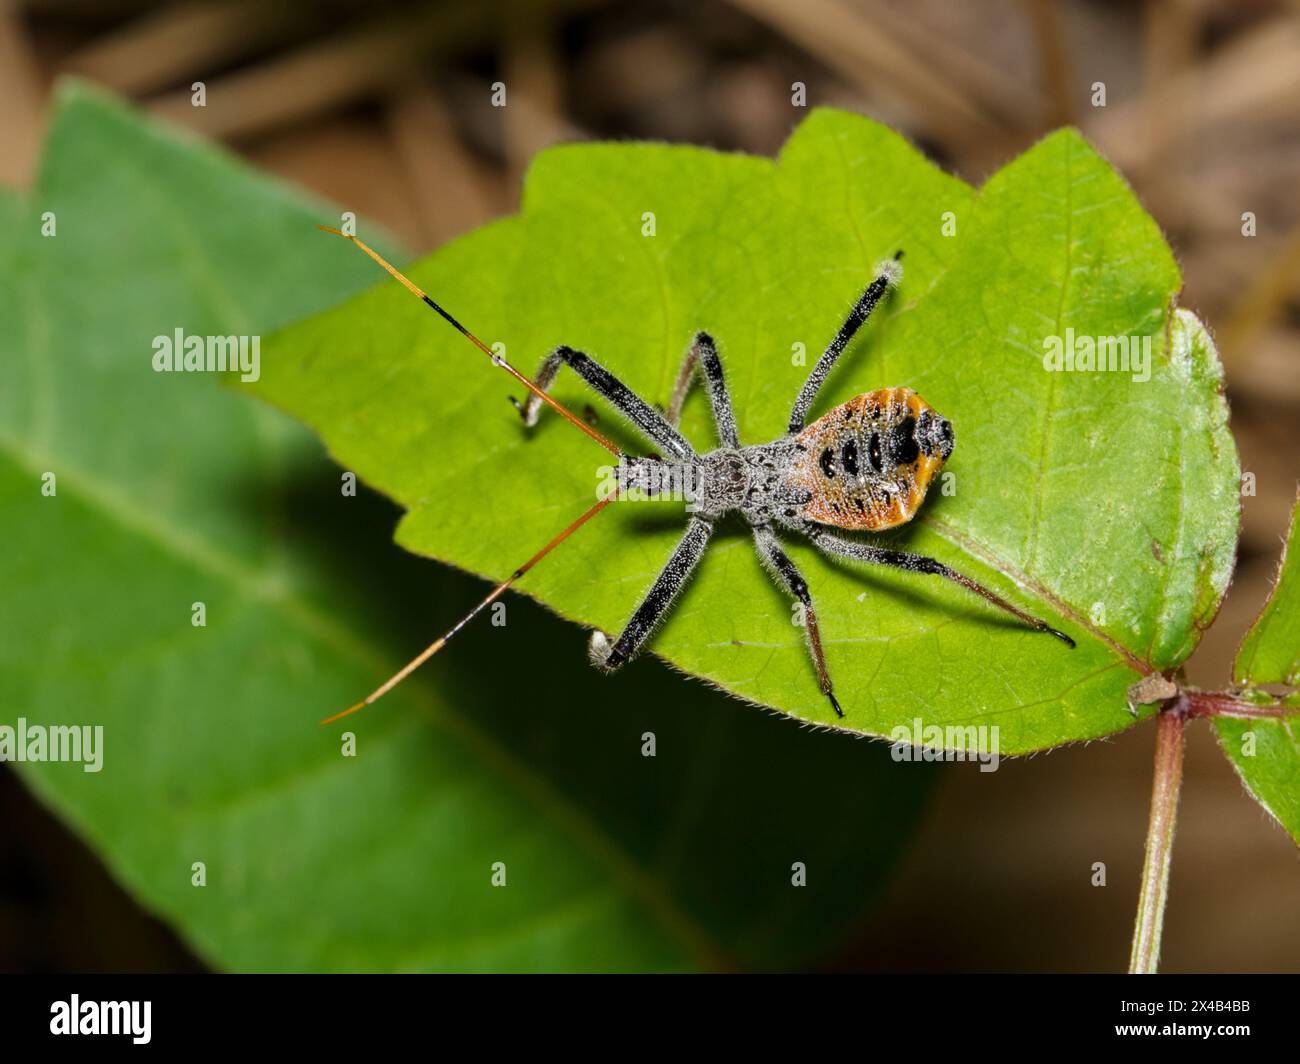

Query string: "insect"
[318, 228, 1074, 725]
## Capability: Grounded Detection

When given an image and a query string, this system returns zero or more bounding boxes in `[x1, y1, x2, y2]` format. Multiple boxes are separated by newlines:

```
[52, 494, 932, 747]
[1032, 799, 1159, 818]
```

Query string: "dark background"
[1, 0, 1297, 972]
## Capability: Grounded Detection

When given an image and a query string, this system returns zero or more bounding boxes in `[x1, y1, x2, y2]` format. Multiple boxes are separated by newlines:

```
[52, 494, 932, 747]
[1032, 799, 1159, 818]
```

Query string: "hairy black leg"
[753, 525, 843, 717]
[807, 528, 1076, 647]
[666, 332, 740, 448]
[589, 516, 714, 671]
[513, 345, 695, 460]
[787, 253, 903, 434]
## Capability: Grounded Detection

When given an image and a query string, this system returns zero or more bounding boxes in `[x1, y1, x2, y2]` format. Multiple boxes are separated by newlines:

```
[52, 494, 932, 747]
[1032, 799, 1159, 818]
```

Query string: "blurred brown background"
[1, 0, 1296, 972]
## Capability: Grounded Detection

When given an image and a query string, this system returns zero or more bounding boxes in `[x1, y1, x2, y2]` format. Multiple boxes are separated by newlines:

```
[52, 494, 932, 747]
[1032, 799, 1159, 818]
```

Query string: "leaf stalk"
[1129, 698, 1187, 974]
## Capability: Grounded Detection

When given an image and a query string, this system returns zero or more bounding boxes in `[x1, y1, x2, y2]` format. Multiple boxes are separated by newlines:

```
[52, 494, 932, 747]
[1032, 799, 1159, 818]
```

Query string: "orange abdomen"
[787, 387, 952, 531]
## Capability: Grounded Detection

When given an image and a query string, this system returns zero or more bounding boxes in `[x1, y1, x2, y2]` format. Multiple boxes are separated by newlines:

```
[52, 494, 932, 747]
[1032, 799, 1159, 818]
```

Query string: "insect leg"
[666, 332, 740, 448]
[787, 253, 903, 434]
[806, 529, 1075, 647]
[753, 525, 843, 717]
[513, 345, 695, 460]
[589, 516, 713, 672]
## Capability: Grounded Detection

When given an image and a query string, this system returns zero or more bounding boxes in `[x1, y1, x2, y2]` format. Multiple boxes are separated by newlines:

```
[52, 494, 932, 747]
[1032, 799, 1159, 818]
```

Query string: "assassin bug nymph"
[318, 228, 1074, 726]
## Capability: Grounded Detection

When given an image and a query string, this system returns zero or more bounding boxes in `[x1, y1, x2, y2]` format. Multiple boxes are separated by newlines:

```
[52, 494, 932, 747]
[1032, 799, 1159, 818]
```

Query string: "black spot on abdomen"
[889, 416, 920, 465]
[865, 431, 883, 474]
[818, 447, 836, 478]
[841, 438, 859, 476]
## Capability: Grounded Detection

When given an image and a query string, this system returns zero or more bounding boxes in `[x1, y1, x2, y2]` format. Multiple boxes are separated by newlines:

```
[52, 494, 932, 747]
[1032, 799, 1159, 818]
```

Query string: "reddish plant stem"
[1183, 691, 1295, 720]
[1129, 701, 1187, 974]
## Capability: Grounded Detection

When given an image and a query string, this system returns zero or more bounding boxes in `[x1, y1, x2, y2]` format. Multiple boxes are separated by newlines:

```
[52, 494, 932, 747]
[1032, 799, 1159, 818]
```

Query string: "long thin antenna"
[317, 225, 621, 456]
[322, 495, 616, 725]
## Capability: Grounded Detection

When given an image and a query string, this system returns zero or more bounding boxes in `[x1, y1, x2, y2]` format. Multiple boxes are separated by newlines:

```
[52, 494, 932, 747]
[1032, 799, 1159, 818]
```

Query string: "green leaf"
[1233, 496, 1300, 688]
[1216, 496, 1300, 843]
[1, 83, 935, 972]
[253, 110, 1239, 754]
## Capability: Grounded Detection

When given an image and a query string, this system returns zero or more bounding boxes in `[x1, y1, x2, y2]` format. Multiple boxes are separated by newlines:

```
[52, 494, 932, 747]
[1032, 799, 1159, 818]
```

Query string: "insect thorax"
[614, 447, 807, 521]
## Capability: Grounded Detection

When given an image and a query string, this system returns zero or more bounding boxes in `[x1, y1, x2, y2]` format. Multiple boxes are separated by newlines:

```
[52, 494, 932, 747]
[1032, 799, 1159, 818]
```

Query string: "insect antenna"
[316, 226, 621, 456]
[316, 225, 628, 724]
[322, 495, 617, 725]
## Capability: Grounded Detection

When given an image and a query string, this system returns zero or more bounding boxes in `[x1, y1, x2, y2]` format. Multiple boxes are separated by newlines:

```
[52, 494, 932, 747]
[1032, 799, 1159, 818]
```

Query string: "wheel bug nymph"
[318, 228, 1074, 725]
